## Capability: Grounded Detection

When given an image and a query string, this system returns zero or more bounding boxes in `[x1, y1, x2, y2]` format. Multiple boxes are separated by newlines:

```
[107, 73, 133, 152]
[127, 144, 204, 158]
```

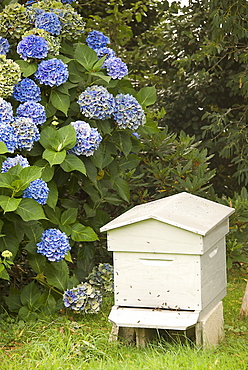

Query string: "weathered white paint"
[109, 305, 200, 330]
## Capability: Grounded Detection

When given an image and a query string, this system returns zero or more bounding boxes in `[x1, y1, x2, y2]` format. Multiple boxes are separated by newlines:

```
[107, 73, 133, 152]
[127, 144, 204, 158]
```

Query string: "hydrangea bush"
[0, 0, 156, 319]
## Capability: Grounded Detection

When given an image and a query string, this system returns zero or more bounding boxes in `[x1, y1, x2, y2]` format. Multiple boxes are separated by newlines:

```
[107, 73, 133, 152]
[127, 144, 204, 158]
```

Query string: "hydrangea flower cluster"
[63, 282, 102, 313]
[16, 101, 46, 125]
[37, 228, 70, 262]
[86, 263, 114, 293]
[113, 93, 146, 130]
[23, 179, 49, 205]
[35, 12, 62, 36]
[1, 155, 30, 173]
[0, 55, 21, 98]
[0, 37, 10, 55]
[0, 98, 13, 124]
[96, 47, 116, 61]
[35, 58, 69, 87]
[0, 3, 31, 39]
[12, 78, 41, 103]
[11, 117, 40, 151]
[77, 85, 115, 120]
[86, 31, 110, 50]
[0, 124, 17, 153]
[23, 29, 60, 55]
[69, 121, 102, 157]
[104, 57, 128, 80]
[17, 35, 48, 61]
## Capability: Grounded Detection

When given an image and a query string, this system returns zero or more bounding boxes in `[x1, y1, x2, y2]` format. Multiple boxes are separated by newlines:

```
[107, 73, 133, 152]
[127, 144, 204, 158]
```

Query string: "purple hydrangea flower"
[0, 124, 18, 153]
[1, 154, 30, 173]
[77, 85, 115, 120]
[12, 78, 41, 103]
[113, 93, 146, 130]
[17, 35, 48, 61]
[11, 117, 40, 151]
[0, 37, 10, 55]
[86, 30, 110, 50]
[63, 282, 102, 313]
[35, 12, 62, 36]
[37, 228, 70, 262]
[23, 178, 49, 204]
[35, 58, 69, 87]
[104, 57, 128, 79]
[16, 101, 46, 125]
[69, 120, 102, 157]
[0, 97, 14, 124]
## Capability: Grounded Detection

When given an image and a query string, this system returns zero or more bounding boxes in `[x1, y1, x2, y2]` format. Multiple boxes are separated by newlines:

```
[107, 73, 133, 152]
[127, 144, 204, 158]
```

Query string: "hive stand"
[109, 301, 225, 349]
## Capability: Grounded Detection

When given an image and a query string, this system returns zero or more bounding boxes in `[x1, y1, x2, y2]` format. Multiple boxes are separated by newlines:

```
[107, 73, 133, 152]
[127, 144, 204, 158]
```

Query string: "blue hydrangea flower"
[17, 35, 48, 61]
[77, 85, 115, 120]
[61, 0, 75, 3]
[69, 121, 102, 157]
[0, 97, 13, 124]
[96, 47, 116, 66]
[87, 263, 114, 293]
[1, 154, 30, 173]
[0, 124, 17, 153]
[12, 78, 41, 103]
[104, 57, 128, 79]
[23, 178, 49, 204]
[63, 282, 102, 313]
[35, 58, 69, 87]
[37, 228, 70, 262]
[0, 37, 10, 55]
[16, 101, 46, 125]
[35, 12, 62, 36]
[11, 117, 40, 151]
[113, 93, 146, 130]
[86, 30, 110, 50]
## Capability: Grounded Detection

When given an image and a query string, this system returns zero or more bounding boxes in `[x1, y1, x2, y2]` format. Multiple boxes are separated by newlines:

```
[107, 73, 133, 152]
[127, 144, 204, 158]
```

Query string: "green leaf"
[136, 86, 157, 107]
[71, 222, 98, 242]
[39, 126, 59, 150]
[28, 253, 46, 274]
[34, 159, 54, 182]
[50, 90, 70, 116]
[18, 306, 38, 321]
[90, 71, 112, 83]
[5, 288, 22, 313]
[0, 196, 21, 213]
[43, 148, 66, 166]
[74, 44, 98, 71]
[46, 180, 58, 210]
[61, 208, 78, 226]
[45, 264, 69, 291]
[20, 281, 41, 308]
[19, 166, 43, 190]
[15, 60, 37, 77]
[0, 233, 21, 259]
[113, 177, 130, 202]
[0, 172, 16, 189]
[15, 199, 47, 221]
[23, 223, 44, 242]
[60, 154, 86, 174]
[0, 141, 9, 154]
[56, 125, 76, 150]
[44, 206, 61, 225]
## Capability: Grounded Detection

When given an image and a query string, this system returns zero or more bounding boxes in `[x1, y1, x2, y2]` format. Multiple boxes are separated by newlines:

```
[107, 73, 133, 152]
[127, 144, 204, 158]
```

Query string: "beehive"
[100, 192, 235, 317]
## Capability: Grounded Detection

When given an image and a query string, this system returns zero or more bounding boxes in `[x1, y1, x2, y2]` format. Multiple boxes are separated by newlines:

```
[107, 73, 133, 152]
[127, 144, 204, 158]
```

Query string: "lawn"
[1, 268, 247, 370]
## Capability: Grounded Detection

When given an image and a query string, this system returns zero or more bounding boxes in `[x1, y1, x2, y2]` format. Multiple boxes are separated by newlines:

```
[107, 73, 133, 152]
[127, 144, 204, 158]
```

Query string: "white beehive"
[101, 192, 235, 318]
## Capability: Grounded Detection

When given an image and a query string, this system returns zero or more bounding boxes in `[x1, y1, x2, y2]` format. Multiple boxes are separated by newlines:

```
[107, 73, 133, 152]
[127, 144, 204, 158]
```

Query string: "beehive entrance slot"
[139, 258, 174, 267]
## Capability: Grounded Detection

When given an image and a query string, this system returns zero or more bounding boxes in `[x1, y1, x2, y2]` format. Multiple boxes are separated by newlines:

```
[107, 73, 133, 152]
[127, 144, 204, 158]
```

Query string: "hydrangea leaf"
[15, 60, 37, 77]
[0, 195, 21, 213]
[74, 44, 98, 71]
[61, 208, 78, 226]
[46, 180, 58, 210]
[20, 281, 41, 308]
[71, 222, 98, 242]
[44, 206, 61, 225]
[42, 148, 66, 166]
[34, 159, 54, 182]
[64, 251, 73, 263]
[39, 126, 60, 150]
[45, 264, 69, 291]
[90, 71, 111, 83]
[0, 172, 17, 189]
[56, 125, 76, 151]
[0, 141, 9, 154]
[27, 253, 46, 274]
[136, 86, 157, 108]
[60, 154, 86, 174]
[19, 166, 43, 190]
[112, 177, 130, 202]
[50, 90, 70, 116]
[15, 198, 47, 221]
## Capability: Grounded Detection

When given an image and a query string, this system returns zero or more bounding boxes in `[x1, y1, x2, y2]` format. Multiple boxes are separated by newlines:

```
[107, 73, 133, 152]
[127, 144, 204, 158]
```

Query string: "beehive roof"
[100, 192, 235, 235]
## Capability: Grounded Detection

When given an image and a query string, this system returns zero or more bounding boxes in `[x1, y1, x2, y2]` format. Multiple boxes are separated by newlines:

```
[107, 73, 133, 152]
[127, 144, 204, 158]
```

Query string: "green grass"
[1, 268, 248, 370]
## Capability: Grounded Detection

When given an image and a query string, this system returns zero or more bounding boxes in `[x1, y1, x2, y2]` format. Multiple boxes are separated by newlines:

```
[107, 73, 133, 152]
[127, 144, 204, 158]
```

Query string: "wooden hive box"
[100, 192, 235, 318]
